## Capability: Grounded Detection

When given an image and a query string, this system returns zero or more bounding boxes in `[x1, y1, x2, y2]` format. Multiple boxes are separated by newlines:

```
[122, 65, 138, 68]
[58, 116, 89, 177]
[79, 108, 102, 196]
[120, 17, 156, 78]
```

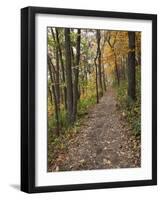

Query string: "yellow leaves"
[101, 30, 141, 84]
[102, 31, 129, 79]
[107, 63, 115, 74]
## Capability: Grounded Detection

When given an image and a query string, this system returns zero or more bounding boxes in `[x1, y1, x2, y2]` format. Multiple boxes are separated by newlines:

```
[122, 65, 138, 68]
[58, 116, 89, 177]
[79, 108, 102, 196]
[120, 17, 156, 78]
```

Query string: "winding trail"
[49, 87, 141, 171]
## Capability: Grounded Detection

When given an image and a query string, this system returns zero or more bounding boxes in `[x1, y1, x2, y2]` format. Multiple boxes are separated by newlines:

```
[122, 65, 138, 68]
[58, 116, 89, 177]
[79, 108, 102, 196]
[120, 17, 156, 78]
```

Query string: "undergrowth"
[116, 66, 141, 136]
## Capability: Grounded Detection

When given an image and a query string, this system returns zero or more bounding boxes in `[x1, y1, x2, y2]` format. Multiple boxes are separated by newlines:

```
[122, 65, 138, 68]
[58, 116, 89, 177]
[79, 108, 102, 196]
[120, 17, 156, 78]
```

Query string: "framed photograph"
[21, 6, 157, 193]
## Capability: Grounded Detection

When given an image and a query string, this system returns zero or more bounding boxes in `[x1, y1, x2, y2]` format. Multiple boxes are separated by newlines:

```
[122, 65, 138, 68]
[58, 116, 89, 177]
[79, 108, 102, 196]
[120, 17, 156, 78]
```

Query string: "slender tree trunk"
[101, 31, 108, 91]
[48, 56, 60, 135]
[96, 30, 103, 97]
[71, 46, 75, 67]
[64, 28, 73, 124]
[107, 32, 119, 86]
[55, 28, 67, 110]
[128, 31, 136, 101]
[94, 55, 99, 104]
[73, 29, 81, 122]
[114, 54, 120, 86]
[102, 64, 106, 91]
[48, 86, 53, 105]
[55, 48, 60, 112]
[125, 55, 128, 79]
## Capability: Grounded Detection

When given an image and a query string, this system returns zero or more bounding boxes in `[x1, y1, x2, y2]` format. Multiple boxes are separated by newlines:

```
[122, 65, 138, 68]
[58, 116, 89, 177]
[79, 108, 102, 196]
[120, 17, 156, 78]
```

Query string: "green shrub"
[78, 94, 96, 116]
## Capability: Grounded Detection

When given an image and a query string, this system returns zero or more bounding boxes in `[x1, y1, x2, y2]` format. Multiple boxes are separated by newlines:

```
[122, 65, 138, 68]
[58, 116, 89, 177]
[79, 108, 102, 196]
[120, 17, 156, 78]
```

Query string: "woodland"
[47, 28, 141, 171]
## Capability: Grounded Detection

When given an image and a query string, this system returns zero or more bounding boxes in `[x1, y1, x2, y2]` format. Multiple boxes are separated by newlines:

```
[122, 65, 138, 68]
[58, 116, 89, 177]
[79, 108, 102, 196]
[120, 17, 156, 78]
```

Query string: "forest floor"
[48, 87, 141, 172]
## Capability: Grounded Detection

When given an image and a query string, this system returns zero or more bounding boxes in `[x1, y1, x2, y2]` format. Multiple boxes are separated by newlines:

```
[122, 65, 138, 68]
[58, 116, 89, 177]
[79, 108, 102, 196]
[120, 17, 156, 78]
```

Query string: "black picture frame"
[21, 6, 157, 193]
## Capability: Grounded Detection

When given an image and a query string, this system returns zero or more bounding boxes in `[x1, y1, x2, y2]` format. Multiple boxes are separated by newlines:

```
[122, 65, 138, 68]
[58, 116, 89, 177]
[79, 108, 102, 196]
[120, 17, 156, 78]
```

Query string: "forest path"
[50, 87, 141, 171]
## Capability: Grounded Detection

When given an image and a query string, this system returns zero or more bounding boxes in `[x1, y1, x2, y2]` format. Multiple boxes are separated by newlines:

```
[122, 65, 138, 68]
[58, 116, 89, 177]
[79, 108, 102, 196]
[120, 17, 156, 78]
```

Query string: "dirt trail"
[50, 88, 141, 171]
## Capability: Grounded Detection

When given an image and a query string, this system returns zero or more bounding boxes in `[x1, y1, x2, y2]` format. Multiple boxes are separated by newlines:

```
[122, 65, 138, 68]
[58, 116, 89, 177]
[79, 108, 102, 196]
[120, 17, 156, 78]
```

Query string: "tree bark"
[48, 86, 53, 105]
[55, 48, 60, 112]
[114, 54, 120, 86]
[107, 32, 120, 86]
[64, 28, 73, 124]
[72, 29, 81, 122]
[96, 30, 103, 97]
[48, 55, 60, 135]
[102, 64, 106, 91]
[128, 31, 136, 101]
[55, 28, 67, 110]
[94, 51, 99, 104]
[50, 28, 61, 113]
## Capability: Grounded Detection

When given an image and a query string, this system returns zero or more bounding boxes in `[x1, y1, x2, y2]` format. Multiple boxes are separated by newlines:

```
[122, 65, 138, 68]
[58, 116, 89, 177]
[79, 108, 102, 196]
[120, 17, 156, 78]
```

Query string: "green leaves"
[78, 95, 96, 116]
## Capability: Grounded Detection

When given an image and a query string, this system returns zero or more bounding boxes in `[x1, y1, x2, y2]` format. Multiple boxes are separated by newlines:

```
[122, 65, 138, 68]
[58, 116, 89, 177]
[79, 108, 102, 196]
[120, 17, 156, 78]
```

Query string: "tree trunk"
[107, 32, 119, 86]
[64, 28, 73, 124]
[114, 54, 120, 86]
[94, 55, 99, 104]
[55, 48, 60, 112]
[55, 28, 67, 110]
[48, 86, 53, 105]
[128, 31, 136, 101]
[102, 64, 106, 91]
[72, 29, 81, 122]
[48, 56, 60, 135]
[96, 30, 103, 97]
